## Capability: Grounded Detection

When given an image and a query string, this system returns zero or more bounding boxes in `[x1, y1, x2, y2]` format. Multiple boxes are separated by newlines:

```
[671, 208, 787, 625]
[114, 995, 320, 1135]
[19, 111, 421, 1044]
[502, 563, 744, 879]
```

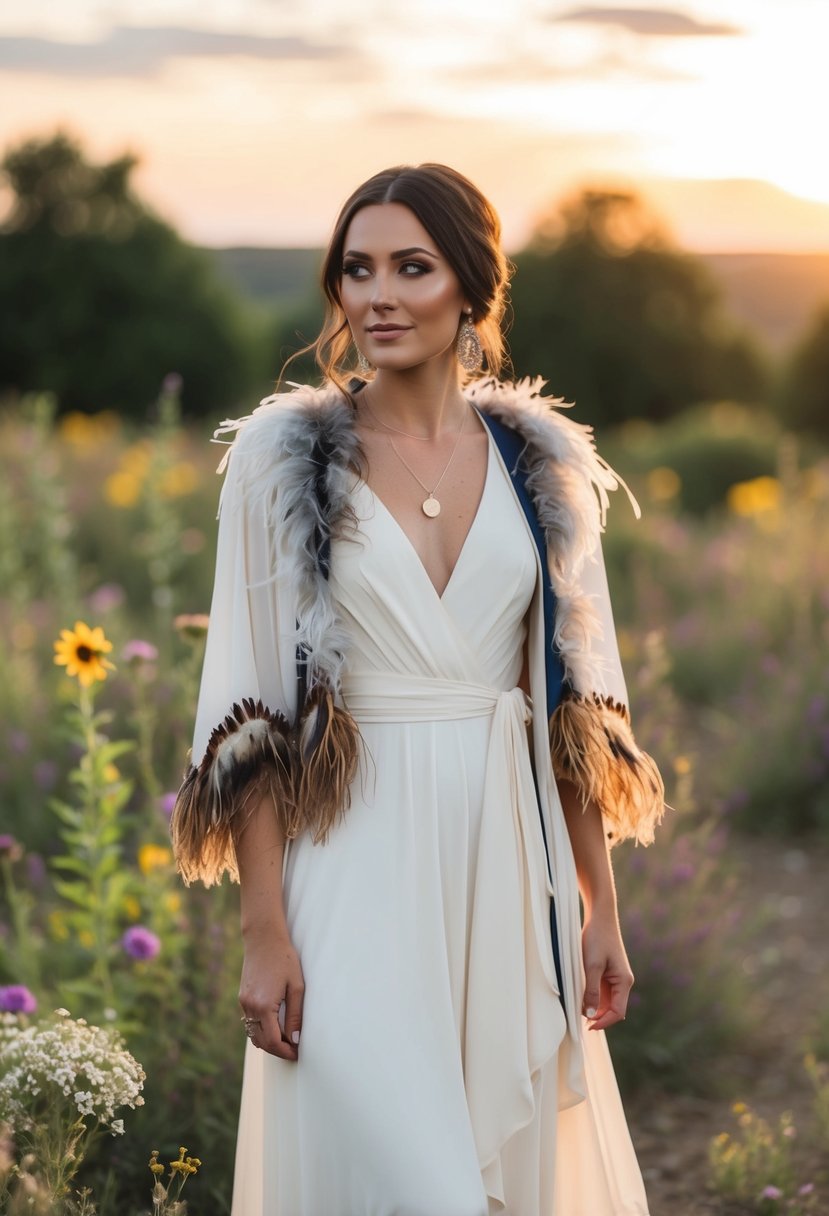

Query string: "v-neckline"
[359, 428, 492, 605]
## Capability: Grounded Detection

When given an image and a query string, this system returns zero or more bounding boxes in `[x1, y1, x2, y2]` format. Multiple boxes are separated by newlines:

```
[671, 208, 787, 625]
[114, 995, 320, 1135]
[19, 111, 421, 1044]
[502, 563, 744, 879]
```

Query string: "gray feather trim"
[214, 383, 361, 693]
[465, 375, 639, 695]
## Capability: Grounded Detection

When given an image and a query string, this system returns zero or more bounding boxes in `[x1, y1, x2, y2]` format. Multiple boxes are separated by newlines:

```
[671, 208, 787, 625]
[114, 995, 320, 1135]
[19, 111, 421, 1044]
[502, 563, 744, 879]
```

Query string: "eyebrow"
[343, 247, 440, 261]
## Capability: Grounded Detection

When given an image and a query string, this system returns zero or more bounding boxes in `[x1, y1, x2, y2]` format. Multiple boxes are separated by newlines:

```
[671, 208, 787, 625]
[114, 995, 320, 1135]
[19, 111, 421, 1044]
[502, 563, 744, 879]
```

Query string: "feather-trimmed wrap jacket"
[171, 376, 664, 991]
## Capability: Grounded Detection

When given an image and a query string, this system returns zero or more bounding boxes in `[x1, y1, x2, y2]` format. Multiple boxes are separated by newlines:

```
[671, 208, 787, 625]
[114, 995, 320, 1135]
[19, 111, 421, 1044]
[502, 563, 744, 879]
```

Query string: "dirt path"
[626, 836, 829, 1215]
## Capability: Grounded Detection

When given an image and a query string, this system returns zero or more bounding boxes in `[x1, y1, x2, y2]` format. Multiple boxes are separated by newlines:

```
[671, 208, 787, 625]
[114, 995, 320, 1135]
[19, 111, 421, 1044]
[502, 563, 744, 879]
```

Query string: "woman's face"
[339, 202, 468, 373]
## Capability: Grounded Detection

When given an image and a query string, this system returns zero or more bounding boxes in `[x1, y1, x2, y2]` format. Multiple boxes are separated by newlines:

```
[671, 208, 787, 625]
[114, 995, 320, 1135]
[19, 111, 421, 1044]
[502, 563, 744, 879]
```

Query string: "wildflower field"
[1, 384, 828, 1214]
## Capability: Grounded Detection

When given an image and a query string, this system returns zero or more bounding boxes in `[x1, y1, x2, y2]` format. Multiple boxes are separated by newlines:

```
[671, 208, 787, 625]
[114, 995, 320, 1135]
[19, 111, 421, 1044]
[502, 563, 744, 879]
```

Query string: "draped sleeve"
[170, 417, 300, 887]
[547, 503, 665, 848]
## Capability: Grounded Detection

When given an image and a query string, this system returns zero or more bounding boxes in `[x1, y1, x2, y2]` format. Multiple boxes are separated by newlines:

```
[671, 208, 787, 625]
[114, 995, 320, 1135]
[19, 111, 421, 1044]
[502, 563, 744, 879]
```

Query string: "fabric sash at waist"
[341, 670, 517, 723]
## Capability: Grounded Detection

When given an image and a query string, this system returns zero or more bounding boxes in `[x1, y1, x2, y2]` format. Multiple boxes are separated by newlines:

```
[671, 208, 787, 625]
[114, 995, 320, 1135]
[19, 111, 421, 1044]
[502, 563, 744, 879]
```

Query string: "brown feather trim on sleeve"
[295, 684, 361, 844]
[549, 691, 665, 846]
[170, 698, 295, 886]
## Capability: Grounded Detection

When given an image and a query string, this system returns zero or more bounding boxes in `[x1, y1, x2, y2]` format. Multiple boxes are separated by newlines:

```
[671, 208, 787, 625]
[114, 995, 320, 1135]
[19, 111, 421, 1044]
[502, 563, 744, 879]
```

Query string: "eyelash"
[341, 261, 431, 279]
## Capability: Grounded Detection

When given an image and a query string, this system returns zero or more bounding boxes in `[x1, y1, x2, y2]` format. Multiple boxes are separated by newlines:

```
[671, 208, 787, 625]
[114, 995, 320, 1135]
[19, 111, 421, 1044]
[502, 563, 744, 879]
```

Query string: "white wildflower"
[0, 1010, 145, 1134]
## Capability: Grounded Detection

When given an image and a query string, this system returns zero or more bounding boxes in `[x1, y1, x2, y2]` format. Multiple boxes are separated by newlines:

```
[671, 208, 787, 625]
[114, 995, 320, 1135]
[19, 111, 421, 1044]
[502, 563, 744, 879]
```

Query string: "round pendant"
[422, 496, 441, 518]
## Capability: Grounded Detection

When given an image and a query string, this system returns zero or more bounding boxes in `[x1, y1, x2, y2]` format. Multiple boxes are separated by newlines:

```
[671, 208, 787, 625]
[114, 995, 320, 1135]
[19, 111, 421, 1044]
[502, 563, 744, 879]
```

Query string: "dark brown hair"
[281, 163, 513, 391]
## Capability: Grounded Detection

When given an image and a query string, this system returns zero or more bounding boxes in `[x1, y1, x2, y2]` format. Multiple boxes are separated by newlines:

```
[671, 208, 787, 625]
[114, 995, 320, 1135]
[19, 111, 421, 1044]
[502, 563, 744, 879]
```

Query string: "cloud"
[553, 7, 743, 37]
[0, 24, 358, 78]
[447, 48, 692, 84]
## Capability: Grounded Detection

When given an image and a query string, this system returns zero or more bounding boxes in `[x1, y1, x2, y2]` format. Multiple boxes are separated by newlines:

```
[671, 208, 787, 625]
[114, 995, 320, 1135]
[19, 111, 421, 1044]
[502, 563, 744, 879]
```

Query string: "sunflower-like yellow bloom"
[138, 843, 173, 876]
[53, 621, 116, 686]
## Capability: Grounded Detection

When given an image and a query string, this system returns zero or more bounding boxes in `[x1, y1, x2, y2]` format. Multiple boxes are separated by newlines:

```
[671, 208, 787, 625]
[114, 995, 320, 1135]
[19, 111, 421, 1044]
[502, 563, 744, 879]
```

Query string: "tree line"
[0, 132, 826, 438]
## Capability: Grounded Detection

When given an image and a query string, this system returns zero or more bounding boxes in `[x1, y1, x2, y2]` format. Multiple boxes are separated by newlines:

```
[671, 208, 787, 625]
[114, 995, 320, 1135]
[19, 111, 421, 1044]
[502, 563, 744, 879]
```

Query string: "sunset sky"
[1, 0, 826, 253]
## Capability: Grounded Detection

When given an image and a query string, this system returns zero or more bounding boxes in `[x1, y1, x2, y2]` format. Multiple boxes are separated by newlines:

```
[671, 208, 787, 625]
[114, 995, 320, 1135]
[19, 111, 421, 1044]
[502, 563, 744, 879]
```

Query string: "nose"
[370, 270, 397, 312]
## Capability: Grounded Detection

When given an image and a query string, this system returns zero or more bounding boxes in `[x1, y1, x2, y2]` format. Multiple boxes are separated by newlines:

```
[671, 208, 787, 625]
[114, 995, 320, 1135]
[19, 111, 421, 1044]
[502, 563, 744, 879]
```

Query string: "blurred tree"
[508, 189, 769, 427]
[777, 303, 829, 439]
[0, 131, 269, 419]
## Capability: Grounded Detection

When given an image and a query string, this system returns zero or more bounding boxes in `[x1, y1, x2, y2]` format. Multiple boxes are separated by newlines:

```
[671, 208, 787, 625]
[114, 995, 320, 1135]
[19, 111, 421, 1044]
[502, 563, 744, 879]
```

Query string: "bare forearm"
[232, 792, 290, 941]
[557, 778, 618, 919]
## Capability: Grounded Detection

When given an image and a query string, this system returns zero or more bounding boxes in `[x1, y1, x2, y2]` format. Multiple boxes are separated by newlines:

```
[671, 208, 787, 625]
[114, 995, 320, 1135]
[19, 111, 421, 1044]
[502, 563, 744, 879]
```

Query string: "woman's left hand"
[581, 909, 634, 1032]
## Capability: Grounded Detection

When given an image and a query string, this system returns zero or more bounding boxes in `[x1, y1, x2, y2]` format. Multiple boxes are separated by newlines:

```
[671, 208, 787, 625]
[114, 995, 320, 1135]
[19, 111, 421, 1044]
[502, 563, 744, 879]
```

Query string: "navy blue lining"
[478, 409, 566, 1002]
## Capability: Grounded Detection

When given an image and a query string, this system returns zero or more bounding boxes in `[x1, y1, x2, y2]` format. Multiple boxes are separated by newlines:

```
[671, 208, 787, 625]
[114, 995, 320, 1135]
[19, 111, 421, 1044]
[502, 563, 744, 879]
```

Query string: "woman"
[172, 163, 664, 1215]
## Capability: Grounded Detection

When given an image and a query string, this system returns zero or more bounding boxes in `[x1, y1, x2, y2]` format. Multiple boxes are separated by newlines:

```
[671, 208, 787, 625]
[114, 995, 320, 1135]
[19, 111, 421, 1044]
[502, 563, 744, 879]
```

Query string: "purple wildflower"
[0, 984, 37, 1013]
[671, 862, 695, 883]
[760, 1185, 783, 1200]
[122, 639, 159, 664]
[0, 835, 22, 860]
[159, 791, 177, 819]
[122, 926, 161, 961]
[798, 1184, 815, 1197]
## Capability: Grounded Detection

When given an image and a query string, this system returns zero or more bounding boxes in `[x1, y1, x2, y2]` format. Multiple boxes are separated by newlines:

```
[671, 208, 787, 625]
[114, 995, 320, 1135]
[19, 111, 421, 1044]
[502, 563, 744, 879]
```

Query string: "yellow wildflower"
[647, 466, 681, 503]
[727, 476, 781, 517]
[78, 929, 94, 949]
[731, 1101, 747, 1115]
[49, 910, 69, 941]
[169, 1146, 200, 1175]
[122, 895, 142, 921]
[673, 755, 692, 775]
[60, 410, 120, 448]
[104, 470, 142, 508]
[53, 621, 115, 687]
[103, 763, 121, 784]
[148, 1150, 165, 1177]
[159, 461, 199, 499]
[163, 892, 182, 914]
[138, 844, 173, 876]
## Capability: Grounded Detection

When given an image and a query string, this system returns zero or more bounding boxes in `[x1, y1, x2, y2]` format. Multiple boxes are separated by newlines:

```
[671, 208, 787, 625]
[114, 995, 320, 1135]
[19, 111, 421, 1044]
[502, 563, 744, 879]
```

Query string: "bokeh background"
[1, 3, 828, 1214]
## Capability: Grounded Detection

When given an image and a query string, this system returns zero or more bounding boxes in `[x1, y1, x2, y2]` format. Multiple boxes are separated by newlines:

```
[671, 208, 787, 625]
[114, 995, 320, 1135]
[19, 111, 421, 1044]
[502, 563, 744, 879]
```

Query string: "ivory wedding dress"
[229, 423, 649, 1215]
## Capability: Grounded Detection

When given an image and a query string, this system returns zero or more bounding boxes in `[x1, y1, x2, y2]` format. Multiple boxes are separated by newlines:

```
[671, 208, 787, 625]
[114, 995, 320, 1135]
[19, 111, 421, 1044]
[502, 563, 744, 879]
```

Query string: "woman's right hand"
[239, 928, 305, 1062]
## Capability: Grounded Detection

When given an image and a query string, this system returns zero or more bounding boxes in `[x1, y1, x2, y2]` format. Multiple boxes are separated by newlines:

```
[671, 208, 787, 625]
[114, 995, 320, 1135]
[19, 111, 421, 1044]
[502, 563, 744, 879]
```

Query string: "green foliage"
[0, 132, 270, 421]
[508, 188, 769, 427]
[600, 442, 829, 835]
[607, 634, 755, 1096]
[777, 303, 829, 439]
[708, 1092, 824, 1213]
[602, 401, 784, 515]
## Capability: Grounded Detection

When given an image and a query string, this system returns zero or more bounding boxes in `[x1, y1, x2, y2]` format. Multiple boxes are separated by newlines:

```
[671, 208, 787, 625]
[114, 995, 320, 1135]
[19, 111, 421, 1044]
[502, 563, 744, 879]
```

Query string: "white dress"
[229, 426, 650, 1215]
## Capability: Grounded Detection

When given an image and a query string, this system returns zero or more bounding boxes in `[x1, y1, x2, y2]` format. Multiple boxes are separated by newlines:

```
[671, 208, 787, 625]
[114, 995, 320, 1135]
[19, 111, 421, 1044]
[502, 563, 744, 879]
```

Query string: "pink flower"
[122, 640, 159, 664]
[760, 1185, 783, 1200]
[0, 984, 37, 1013]
[87, 583, 125, 614]
[122, 926, 161, 961]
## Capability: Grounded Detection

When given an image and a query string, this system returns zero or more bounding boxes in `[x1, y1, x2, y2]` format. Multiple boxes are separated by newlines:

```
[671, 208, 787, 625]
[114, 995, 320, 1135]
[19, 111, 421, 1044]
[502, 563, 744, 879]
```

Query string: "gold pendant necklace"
[387, 407, 468, 517]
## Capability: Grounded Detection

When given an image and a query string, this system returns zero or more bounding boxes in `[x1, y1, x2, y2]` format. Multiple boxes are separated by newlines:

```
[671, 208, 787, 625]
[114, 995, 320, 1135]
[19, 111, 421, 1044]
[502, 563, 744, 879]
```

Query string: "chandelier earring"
[356, 348, 373, 375]
[456, 311, 483, 374]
